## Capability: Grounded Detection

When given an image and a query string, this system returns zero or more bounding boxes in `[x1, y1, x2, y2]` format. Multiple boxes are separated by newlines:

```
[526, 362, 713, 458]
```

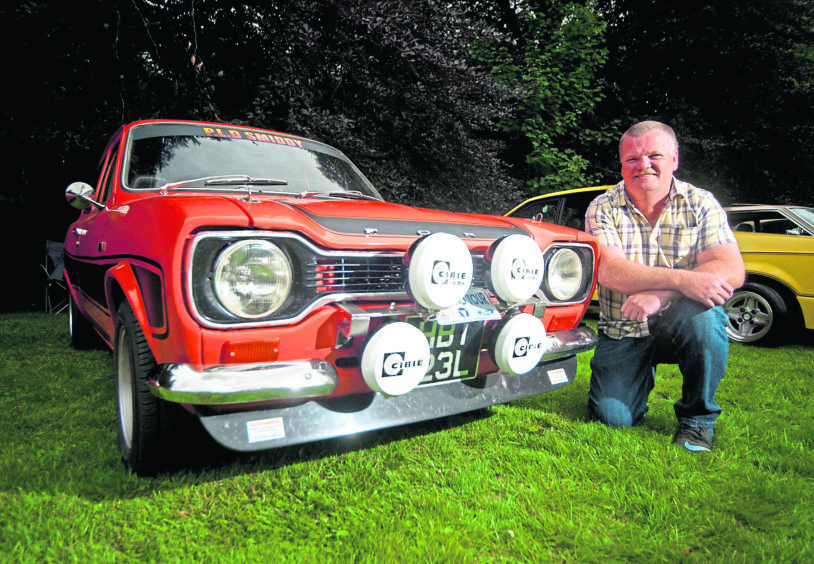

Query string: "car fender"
[742, 262, 806, 295]
[735, 232, 814, 295]
[105, 262, 156, 350]
[739, 255, 812, 297]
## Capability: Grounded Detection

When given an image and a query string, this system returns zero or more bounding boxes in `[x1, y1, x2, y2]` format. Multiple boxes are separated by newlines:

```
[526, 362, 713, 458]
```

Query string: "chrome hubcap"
[116, 327, 135, 449]
[724, 291, 773, 343]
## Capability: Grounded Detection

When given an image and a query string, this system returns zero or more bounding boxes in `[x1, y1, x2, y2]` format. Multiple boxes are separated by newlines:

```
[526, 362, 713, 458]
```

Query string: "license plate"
[407, 318, 484, 385]
[436, 288, 501, 326]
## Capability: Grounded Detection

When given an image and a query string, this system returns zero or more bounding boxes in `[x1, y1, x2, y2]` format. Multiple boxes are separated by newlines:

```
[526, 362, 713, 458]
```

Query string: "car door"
[66, 138, 122, 335]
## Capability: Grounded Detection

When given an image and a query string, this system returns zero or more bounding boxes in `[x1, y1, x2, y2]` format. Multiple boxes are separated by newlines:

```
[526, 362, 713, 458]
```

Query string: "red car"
[64, 120, 598, 474]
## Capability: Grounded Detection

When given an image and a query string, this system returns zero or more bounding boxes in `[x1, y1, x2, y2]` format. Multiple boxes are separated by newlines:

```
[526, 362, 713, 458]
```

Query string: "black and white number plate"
[407, 318, 485, 386]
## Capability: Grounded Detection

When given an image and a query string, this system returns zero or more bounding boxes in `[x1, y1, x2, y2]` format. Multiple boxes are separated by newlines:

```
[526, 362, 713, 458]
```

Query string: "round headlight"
[213, 240, 292, 318]
[546, 248, 583, 301]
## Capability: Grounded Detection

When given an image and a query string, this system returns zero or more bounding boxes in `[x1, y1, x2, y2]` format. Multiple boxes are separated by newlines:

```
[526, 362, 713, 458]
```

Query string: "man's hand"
[676, 270, 734, 307]
[621, 290, 677, 321]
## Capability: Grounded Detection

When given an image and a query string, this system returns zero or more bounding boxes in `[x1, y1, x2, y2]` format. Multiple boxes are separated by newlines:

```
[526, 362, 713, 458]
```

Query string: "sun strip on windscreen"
[201, 127, 304, 149]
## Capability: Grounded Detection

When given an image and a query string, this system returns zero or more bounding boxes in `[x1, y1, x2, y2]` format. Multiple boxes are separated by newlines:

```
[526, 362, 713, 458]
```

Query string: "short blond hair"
[619, 121, 678, 158]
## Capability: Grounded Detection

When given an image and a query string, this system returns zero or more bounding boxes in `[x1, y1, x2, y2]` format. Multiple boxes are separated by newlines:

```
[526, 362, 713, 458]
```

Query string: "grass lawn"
[1, 313, 812, 562]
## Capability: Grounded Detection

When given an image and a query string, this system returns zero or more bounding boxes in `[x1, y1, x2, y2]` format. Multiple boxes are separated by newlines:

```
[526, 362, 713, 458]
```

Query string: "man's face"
[620, 130, 679, 198]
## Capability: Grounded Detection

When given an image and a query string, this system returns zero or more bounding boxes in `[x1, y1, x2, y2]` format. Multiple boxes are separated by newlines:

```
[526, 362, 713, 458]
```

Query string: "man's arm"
[599, 241, 745, 308]
[693, 241, 745, 289]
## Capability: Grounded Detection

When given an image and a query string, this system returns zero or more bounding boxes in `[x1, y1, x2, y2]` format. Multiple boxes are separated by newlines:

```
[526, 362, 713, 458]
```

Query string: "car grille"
[306, 256, 405, 293]
[305, 255, 487, 294]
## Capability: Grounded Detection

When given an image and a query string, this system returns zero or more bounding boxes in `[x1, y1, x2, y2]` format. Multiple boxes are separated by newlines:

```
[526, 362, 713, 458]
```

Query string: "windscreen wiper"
[206, 176, 289, 186]
[160, 175, 289, 191]
[298, 190, 381, 201]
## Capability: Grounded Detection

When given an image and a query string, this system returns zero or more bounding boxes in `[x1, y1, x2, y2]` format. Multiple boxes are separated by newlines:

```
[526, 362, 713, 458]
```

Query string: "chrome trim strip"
[150, 359, 338, 405]
[149, 325, 596, 407]
[190, 230, 405, 260]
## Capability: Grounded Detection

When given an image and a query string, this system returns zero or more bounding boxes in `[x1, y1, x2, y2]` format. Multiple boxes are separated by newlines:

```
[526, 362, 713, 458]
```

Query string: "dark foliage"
[0, 0, 523, 311]
[472, 1, 614, 194]
[230, 1, 522, 212]
[595, 0, 814, 205]
[3, 0, 813, 312]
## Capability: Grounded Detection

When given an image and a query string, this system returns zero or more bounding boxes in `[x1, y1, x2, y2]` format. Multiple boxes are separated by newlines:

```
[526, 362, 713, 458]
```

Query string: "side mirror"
[66, 182, 104, 210]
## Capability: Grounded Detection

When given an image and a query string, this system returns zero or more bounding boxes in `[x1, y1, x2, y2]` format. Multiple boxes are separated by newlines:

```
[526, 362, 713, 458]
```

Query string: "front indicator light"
[214, 240, 292, 318]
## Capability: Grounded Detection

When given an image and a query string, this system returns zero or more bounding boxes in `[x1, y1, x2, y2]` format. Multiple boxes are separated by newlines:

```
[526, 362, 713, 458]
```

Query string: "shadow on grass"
[0, 313, 503, 498]
[148, 406, 496, 484]
[2, 394, 496, 500]
[209, 407, 494, 471]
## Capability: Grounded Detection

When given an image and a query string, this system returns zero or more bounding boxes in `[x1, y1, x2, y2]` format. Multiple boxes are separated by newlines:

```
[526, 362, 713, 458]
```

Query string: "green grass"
[1, 313, 812, 562]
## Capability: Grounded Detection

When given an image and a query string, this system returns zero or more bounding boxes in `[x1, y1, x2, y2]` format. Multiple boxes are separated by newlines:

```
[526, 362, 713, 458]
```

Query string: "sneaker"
[672, 423, 713, 452]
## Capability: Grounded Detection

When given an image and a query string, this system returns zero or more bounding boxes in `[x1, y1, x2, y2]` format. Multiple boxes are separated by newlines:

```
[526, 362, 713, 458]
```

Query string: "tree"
[595, 0, 814, 205]
[0, 0, 525, 310]
[228, 0, 522, 212]
[473, 0, 613, 196]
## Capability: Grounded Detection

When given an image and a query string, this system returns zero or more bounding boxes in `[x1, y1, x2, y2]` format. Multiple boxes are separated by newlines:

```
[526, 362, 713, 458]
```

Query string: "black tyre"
[114, 302, 208, 475]
[115, 302, 179, 475]
[724, 282, 789, 346]
[115, 302, 165, 475]
[69, 292, 104, 350]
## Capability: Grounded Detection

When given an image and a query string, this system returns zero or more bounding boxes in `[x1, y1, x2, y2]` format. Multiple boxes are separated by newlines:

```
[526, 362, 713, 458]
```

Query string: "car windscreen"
[790, 207, 814, 233]
[123, 123, 382, 199]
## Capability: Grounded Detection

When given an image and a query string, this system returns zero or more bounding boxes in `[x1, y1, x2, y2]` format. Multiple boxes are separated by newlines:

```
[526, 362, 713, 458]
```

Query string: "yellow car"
[506, 188, 814, 346]
[505, 186, 612, 232]
[724, 205, 814, 344]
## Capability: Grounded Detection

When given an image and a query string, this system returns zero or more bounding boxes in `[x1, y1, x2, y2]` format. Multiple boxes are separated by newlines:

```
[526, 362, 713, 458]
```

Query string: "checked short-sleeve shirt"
[585, 179, 736, 339]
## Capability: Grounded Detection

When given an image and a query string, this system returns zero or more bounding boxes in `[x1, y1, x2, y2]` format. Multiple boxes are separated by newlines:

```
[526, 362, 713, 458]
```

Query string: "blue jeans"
[588, 298, 729, 430]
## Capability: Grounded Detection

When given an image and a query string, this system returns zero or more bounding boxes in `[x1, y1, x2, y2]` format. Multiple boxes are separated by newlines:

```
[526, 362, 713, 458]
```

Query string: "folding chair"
[42, 240, 68, 314]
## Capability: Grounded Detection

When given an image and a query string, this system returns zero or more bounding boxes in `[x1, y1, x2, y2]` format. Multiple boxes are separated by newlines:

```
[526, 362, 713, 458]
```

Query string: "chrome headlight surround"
[540, 243, 595, 304]
[213, 240, 293, 319]
[187, 231, 409, 327]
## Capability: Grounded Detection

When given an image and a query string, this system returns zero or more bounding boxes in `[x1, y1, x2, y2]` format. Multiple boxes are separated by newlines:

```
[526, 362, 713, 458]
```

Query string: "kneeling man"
[586, 121, 745, 452]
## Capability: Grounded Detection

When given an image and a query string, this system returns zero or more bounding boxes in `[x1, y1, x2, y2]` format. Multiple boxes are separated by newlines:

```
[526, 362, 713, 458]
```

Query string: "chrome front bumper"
[150, 360, 339, 405]
[202, 353, 582, 452]
[149, 324, 597, 406]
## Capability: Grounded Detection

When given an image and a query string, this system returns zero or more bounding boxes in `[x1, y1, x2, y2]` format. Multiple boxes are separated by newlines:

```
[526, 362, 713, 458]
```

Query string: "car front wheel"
[115, 302, 170, 475]
[724, 282, 788, 346]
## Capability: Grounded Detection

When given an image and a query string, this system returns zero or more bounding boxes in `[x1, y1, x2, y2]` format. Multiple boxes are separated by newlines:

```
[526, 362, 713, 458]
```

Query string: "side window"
[97, 147, 120, 204]
[727, 212, 753, 232]
[561, 205, 584, 231]
[732, 220, 756, 232]
[759, 216, 800, 235]
[512, 198, 563, 225]
[730, 210, 803, 236]
[562, 191, 602, 232]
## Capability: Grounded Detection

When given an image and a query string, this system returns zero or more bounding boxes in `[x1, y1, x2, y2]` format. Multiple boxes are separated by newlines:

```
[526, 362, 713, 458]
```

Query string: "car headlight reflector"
[546, 248, 583, 301]
[213, 240, 292, 318]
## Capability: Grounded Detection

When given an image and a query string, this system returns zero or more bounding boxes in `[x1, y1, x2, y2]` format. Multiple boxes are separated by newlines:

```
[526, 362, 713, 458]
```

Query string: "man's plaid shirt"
[585, 179, 736, 339]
